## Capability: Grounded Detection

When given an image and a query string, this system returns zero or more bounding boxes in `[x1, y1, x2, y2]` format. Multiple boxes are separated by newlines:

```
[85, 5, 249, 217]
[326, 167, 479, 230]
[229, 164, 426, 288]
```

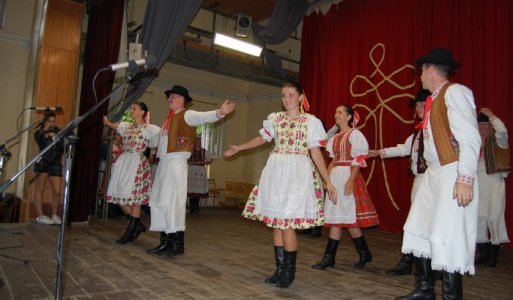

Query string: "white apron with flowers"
[242, 112, 326, 229]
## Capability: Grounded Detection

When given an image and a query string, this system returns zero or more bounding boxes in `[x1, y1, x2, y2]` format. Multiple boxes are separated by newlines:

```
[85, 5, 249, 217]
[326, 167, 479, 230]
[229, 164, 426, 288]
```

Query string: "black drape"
[252, 0, 308, 44]
[68, 0, 125, 222]
[252, 0, 308, 79]
[112, 0, 203, 121]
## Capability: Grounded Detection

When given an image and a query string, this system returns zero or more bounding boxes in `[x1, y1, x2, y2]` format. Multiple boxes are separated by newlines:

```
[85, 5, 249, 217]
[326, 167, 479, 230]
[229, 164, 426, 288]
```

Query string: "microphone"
[104, 55, 157, 71]
[30, 106, 64, 112]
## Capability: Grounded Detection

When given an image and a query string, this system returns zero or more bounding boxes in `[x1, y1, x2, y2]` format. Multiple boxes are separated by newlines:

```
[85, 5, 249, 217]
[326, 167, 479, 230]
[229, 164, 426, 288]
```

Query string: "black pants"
[189, 197, 200, 213]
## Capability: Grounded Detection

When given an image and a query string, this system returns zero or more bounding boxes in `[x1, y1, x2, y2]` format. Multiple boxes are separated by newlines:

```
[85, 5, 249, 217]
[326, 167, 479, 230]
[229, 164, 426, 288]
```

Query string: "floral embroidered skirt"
[242, 165, 325, 230]
[325, 172, 379, 228]
[107, 154, 152, 206]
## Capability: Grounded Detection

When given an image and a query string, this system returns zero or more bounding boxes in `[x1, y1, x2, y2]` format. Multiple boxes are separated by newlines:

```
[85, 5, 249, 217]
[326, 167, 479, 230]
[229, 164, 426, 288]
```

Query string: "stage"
[0, 209, 511, 299]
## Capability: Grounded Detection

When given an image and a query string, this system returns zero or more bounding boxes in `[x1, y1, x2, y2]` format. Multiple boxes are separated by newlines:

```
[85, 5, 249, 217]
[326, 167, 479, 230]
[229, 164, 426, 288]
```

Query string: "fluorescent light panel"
[213, 33, 262, 57]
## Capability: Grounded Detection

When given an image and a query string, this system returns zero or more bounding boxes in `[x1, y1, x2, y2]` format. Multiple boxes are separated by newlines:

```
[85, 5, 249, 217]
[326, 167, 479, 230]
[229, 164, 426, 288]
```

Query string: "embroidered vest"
[409, 129, 427, 174]
[430, 82, 460, 165]
[166, 110, 196, 153]
[332, 129, 355, 166]
[484, 133, 511, 174]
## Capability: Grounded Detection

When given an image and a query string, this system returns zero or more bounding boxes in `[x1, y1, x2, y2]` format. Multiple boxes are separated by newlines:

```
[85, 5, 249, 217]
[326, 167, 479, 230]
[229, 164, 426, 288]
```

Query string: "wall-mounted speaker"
[235, 14, 252, 38]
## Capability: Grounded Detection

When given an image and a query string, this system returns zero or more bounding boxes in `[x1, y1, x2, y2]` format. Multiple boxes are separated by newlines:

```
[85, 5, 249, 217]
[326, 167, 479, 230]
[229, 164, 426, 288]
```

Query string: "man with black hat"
[147, 85, 235, 257]
[396, 49, 481, 300]
[475, 107, 510, 267]
[368, 89, 430, 276]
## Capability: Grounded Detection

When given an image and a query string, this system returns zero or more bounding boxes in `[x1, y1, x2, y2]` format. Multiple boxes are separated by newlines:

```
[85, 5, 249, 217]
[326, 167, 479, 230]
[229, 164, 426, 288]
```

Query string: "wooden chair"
[224, 181, 243, 208]
[224, 181, 254, 208]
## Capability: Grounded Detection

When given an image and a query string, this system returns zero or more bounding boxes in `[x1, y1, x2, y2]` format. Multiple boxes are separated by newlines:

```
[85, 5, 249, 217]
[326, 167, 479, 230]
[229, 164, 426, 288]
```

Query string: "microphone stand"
[54, 134, 77, 300]
[0, 117, 45, 182]
[0, 116, 49, 291]
[0, 67, 137, 299]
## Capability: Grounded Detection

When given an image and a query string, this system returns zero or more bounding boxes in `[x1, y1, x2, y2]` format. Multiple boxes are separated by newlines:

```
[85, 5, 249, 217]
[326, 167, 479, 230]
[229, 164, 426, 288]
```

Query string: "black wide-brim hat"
[478, 112, 490, 123]
[164, 85, 193, 102]
[409, 89, 431, 106]
[416, 48, 461, 69]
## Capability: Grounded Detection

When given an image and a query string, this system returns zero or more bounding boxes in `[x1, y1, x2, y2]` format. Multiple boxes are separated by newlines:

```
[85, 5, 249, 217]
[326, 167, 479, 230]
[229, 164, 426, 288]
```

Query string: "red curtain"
[69, 0, 125, 222]
[300, 0, 513, 239]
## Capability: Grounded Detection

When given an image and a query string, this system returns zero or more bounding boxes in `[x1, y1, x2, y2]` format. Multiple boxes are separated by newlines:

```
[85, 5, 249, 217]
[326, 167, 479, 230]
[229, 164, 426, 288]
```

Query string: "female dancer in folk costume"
[187, 136, 213, 213]
[103, 101, 160, 244]
[312, 105, 379, 270]
[224, 81, 337, 288]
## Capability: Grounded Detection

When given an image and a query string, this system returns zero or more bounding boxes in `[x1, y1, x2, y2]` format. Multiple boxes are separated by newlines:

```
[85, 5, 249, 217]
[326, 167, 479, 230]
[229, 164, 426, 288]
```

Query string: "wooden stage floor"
[0, 209, 511, 299]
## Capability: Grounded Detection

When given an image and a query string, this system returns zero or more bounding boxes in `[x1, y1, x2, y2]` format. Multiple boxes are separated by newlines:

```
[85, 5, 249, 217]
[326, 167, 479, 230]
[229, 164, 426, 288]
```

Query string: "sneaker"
[36, 215, 55, 225]
[51, 215, 62, 225]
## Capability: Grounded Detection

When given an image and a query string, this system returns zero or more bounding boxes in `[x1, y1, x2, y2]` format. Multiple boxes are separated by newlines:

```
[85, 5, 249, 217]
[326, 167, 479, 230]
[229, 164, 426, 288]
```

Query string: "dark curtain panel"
[252, 0, 308, 79]
[68, 0, 125, 222]
[112, 0, 203, 121]
[263, 49, 287, 78]
[252, 0, 307, 44]
[300, 0, 513, 239]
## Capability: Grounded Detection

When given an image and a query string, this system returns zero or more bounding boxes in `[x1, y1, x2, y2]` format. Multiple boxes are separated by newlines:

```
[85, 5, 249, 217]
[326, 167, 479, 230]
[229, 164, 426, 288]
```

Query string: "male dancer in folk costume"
[147, 85, 235, 257]
[396, 49, 481, 300]
[368, 89, 430, 276]
[475, 108, 509, 267]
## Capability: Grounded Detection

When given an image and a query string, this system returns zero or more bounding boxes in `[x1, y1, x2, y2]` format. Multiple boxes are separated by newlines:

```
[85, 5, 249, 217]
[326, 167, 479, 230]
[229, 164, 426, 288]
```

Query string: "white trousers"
[402, 162, 479, 275]
[149, 153, 189, 233]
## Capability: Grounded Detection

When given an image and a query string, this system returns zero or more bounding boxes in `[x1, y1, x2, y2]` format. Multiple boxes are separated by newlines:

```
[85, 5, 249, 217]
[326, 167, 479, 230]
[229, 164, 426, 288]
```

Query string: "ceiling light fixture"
[213, 33, 262, 57]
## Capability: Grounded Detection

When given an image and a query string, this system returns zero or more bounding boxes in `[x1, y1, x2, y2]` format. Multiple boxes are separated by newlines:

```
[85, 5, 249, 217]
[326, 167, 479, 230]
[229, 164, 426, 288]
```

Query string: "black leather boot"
[395, 257, 435, 300]
[168, 231, 185, 256]
[485, 244, 500, 267]
[442, 271, 462, 300]
[146, 232, 175, 256]
[386, 253, 414, 275]
[352, 236, 372, 268]
[133, 217, 146, 239]
[310, 226, 323, 238]
[146, 232, 167, 254]
[276, 250, 297, 288]
[115, 217, 137, 244]
[312, 238, 339, 269]
[475, 242, 491, 265]
[265, 246, 285, 284]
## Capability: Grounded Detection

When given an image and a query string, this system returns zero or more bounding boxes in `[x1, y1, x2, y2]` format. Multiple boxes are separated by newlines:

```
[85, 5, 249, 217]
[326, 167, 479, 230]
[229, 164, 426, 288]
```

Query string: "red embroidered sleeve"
[354, 155, 368, 167]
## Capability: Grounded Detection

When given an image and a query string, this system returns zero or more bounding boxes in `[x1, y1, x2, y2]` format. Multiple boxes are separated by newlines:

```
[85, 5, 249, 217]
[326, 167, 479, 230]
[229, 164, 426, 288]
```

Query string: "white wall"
[0, 0, 36, 194]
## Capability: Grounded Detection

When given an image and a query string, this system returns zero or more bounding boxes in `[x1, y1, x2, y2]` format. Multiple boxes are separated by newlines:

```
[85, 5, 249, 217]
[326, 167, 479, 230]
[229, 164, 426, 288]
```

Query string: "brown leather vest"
[430, 82, 460, 165]
[166, 110, 196, 153]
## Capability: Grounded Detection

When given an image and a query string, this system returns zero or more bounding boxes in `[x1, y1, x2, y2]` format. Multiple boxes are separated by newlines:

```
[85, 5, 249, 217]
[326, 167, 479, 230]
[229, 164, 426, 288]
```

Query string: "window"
[196, 121, 224, 158]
